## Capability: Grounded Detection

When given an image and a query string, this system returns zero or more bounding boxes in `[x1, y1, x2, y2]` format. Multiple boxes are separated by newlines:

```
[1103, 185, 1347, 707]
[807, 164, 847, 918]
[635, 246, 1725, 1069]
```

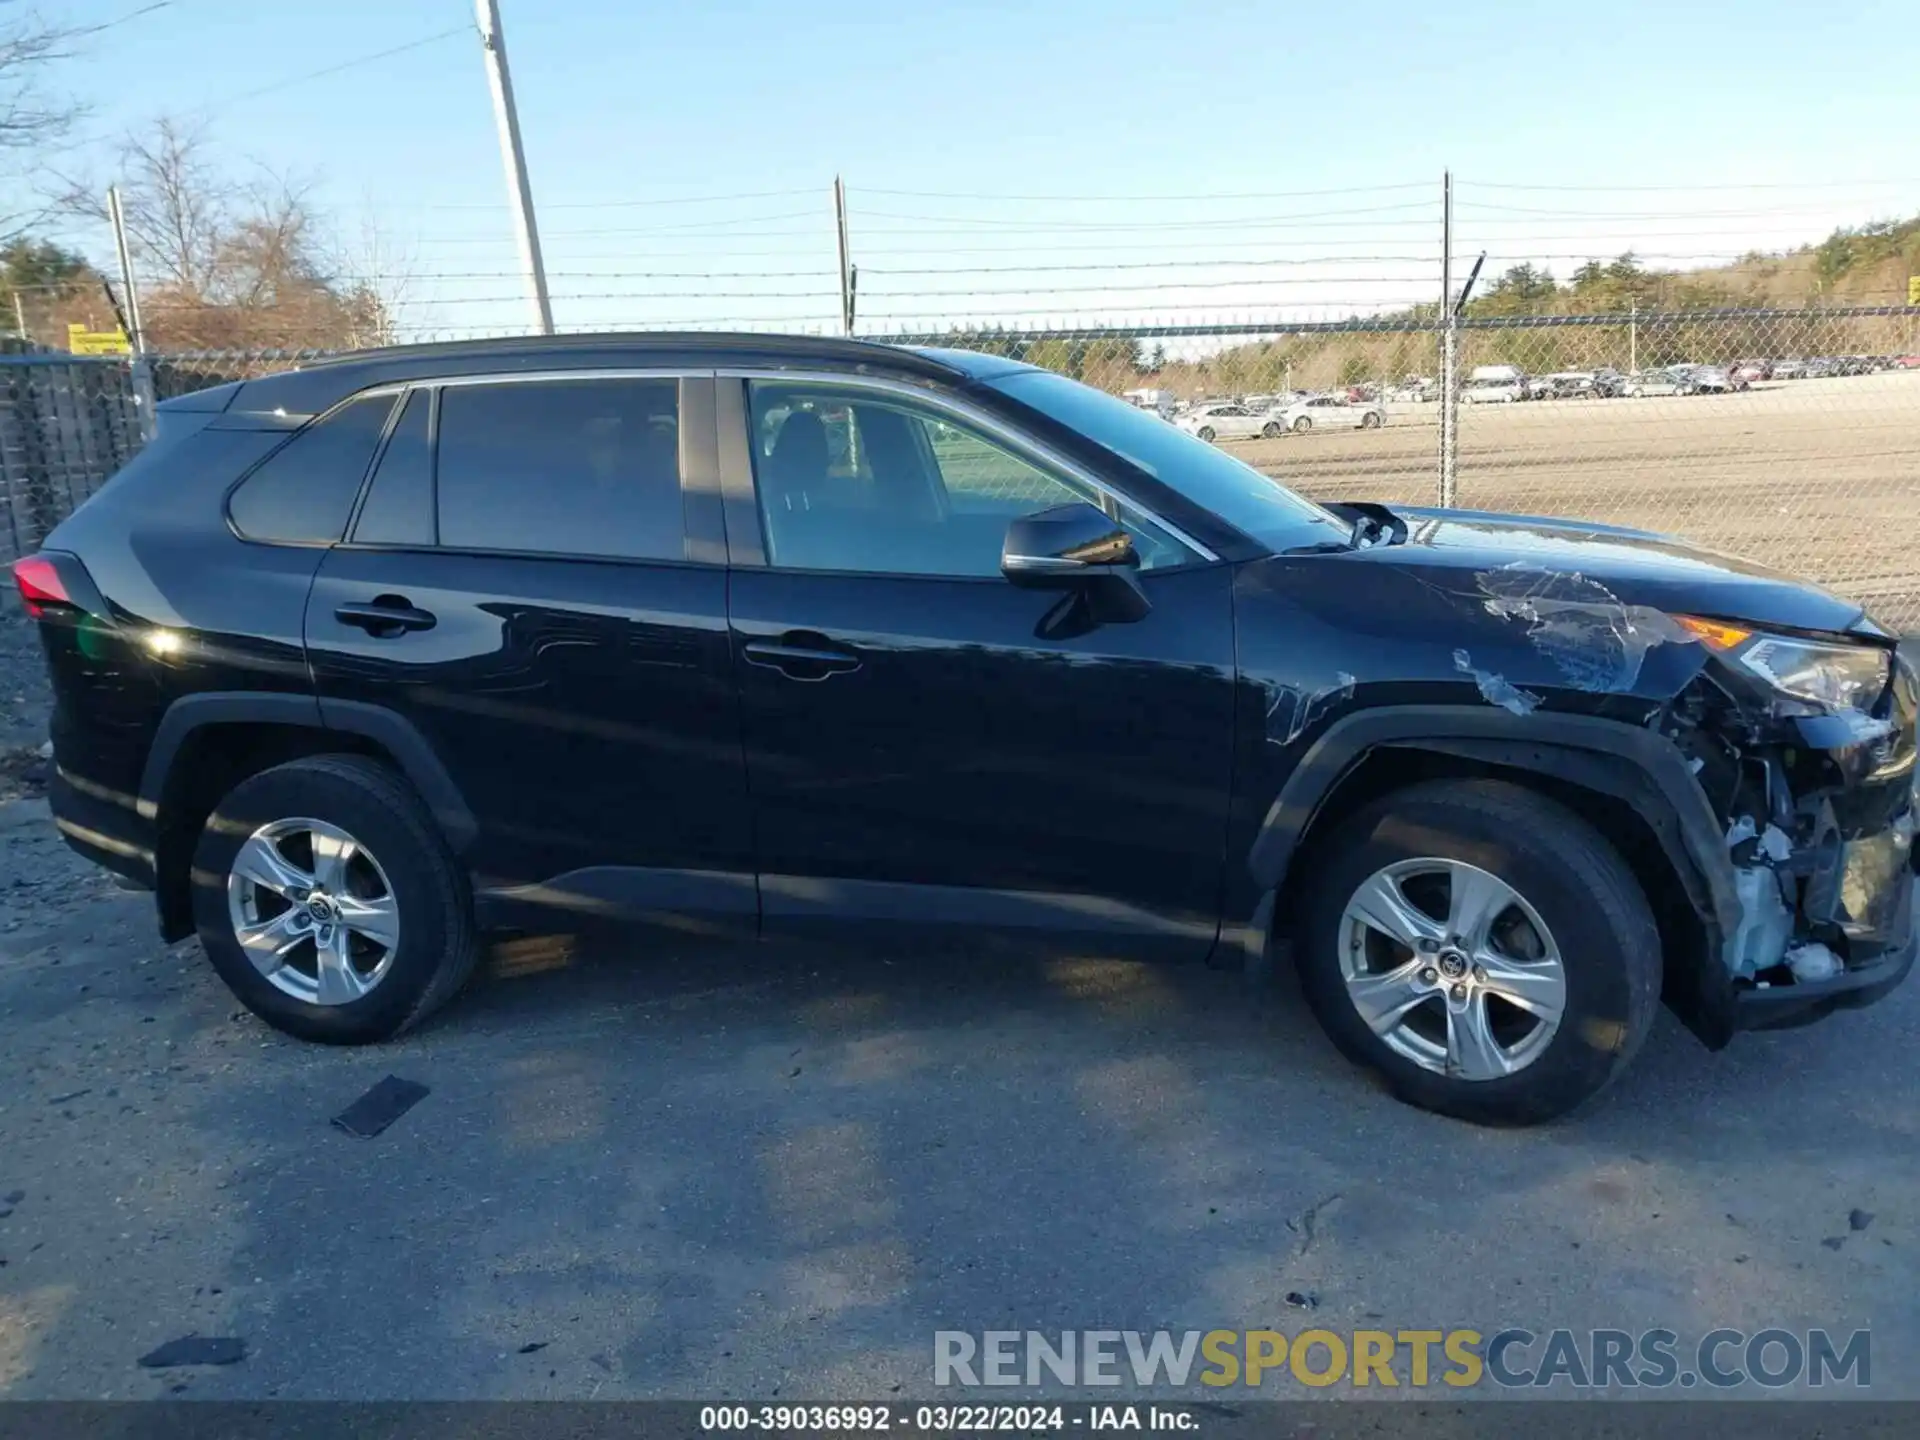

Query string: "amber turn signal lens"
[1673, 615, 1754, 650]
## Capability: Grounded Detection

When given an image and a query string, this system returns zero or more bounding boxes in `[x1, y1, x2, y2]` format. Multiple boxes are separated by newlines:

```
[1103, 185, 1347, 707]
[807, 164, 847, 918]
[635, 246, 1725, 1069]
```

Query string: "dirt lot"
[1230, 371, 1920, 631]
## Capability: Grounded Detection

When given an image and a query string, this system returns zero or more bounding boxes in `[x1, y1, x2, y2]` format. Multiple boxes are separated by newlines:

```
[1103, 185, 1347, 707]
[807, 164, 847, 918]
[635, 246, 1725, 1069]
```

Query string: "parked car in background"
[1731, 360, 1772, 384]
[1687, 366, 1735, 394]
[1591, 368, 1629, 398]
[1625, 369, 1678, 397]
[23, 332, 1916, 1126]
[1273, 393, 1386, 432]
[1176, 401, 1284, 442]
[1770, 358, 1807, 379]
[1462, 377, 1523, 404]
[1893, 355, 1920, 370]
[1803, 358, 1839, 379]
[1122, 388, 1178, 418]
[1522, 376, 1556, 401]
[1546, 372, 1596, 399]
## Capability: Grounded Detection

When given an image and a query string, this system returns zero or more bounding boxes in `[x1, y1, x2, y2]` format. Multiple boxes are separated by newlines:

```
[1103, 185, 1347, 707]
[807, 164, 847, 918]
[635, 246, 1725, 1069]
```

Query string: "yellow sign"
[67, 322, 131, 356]
[1909, 275, 1920, 306]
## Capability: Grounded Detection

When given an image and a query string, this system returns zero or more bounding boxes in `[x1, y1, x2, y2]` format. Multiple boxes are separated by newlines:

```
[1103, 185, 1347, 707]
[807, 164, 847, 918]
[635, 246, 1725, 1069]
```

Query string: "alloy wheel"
[226, 817, 402, 1006]
[1336, 858, 1566, 1080]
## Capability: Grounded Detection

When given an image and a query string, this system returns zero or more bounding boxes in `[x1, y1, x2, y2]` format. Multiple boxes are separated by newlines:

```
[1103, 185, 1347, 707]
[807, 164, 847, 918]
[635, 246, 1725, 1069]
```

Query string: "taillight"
[12, 555, 70, 619]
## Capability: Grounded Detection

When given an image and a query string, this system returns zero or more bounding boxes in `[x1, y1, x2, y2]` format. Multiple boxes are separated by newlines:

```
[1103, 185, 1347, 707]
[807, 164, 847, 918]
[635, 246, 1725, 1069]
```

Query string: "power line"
[409, 188, 823, 212]
[1469, 178, 1920, 193]
[854, 200, 1437, 231]
[1455, 200, 1914, 221]
[851, 182, 1434, 202]
[205, 24, 470, 112]
[860, 276, 1441, 299]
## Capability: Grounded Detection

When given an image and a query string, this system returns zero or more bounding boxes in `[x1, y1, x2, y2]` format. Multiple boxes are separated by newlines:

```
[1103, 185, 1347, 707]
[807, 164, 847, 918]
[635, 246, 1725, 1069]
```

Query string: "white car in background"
[1272, 393, 1386, 432]
[1175, 401, 1284, 442]
[1462, 377, 1523, 403]
[1625, 368, 1688, 398]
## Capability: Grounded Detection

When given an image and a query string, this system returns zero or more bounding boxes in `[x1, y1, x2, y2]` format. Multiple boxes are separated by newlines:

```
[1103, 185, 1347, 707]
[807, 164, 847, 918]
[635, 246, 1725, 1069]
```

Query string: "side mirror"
[1002, 502, 1138, 584]
[1001, 502, 1150, 627]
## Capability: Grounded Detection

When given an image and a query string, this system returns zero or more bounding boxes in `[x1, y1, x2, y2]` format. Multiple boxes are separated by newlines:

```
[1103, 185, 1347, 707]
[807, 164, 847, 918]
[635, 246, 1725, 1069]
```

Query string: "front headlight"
[1735, 635, 1890, 712]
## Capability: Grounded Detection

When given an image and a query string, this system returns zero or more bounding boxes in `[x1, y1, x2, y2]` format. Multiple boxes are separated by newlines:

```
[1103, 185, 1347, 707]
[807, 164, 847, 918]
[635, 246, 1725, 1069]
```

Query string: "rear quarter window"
[227, 393, 396, 544]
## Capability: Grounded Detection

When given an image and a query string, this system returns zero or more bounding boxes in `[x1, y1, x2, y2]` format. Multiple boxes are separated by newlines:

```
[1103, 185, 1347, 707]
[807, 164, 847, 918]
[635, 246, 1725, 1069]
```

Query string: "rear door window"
[435, 378, 685, 560]
[352, 389, 435, 546]
[228, 393, 396, 544]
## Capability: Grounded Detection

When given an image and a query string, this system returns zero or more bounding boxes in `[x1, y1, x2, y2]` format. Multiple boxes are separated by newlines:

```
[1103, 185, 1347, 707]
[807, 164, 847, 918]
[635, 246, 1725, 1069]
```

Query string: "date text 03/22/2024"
[698, 1405, 1198, 1432]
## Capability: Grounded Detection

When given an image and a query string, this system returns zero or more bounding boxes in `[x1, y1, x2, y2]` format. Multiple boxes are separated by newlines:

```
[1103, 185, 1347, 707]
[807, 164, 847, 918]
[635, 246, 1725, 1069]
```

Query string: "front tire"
[191, 755, 479, 1044]
[1360, 411, 1382, 429]
[1293, 779, 1660, 1126]
[1196, 425, 1216, 442]
[1261, 420, 1284, 438]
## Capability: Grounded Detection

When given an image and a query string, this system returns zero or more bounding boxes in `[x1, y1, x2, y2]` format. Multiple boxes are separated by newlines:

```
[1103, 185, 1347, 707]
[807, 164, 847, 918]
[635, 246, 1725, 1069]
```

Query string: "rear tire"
[1292, 416, 1313, 433]
[1292, 779, 1660, 1126]
[191, 755, 479, 1045]
[1360, 411, 1382, 429]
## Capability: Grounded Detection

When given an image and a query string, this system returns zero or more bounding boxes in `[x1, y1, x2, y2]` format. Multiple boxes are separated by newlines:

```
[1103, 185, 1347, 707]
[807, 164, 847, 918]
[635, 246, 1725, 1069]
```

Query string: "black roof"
[196, 331, 1034, 418]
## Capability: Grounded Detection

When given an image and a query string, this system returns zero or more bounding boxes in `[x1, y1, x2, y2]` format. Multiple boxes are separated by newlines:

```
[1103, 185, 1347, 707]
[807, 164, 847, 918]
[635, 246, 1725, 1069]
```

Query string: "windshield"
[986, 369, 1349, 552]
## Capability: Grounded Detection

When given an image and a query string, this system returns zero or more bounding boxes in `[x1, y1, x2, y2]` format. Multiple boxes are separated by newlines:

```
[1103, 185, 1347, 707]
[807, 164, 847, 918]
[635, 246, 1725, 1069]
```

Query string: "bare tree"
[62, 116, 395, 351]
[0, 0, 87, 238]
[334, 205, 418, 347]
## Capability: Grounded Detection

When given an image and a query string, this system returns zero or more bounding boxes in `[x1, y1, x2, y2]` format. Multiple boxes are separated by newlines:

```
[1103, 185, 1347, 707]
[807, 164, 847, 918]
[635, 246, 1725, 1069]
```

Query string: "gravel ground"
[0, 603, 52, 792]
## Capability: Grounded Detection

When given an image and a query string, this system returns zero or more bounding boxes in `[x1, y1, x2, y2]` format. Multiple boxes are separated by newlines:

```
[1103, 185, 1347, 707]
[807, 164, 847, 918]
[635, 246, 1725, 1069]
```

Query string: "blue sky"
[33, 0, 1920, 337]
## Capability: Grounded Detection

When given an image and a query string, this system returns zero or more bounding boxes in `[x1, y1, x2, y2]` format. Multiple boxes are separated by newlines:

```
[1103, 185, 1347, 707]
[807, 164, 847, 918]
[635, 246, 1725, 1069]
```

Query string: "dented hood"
[1376, 506, 1871, 636]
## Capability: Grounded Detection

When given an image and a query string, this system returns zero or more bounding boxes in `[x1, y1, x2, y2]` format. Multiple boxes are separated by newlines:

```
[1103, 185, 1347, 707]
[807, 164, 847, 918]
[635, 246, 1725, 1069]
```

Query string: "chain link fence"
[1451, 307, 1920, 629]
[4, 315, 1918, 628]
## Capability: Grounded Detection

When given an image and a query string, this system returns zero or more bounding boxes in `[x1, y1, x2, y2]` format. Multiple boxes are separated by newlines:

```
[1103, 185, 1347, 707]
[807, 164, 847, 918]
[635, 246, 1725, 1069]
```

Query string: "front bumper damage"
[1667, 649, 1917, 1040]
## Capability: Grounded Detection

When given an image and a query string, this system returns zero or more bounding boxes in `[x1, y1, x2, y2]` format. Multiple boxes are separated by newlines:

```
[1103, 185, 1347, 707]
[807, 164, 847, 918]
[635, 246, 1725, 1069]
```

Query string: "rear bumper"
[48, 766, 155, 891]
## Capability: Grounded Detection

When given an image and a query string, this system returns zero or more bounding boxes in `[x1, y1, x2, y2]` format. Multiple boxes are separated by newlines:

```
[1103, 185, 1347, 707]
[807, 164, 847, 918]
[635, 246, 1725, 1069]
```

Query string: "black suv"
[16, 335, 1916, 1125]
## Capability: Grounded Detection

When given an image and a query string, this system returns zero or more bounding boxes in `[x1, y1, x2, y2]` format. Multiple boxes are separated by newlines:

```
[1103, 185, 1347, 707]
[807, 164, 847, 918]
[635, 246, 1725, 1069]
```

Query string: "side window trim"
[713, 368, 1216, 568]
[426, 384, 443, 546]
[344, 383, 425, 544]
[419, 370, 714, 566]
[222, 386, 403, 548]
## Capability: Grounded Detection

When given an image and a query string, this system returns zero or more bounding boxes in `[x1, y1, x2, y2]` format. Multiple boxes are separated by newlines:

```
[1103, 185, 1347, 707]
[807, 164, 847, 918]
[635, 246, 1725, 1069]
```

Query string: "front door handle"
[335, 597, 437, 636]
[743, 633, 862, 680]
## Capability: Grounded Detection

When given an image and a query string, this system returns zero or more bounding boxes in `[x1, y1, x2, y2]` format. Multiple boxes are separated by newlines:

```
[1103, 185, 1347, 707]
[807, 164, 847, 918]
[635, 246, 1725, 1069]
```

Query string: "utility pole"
[10, 290, 24, 342]
[107, 183, 156, 439]
[107, 186, 145, 354]
[833, 176, 856, 336]
[474, 0, 553, 335]
[1437, 170, 1457, 508]
[1629, 298, 1638, 375]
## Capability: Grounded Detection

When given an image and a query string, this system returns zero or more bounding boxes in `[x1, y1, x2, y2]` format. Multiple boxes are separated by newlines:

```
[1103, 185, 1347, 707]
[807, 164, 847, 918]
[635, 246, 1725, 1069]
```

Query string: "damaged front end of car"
[1656, 623, 1916, 1039]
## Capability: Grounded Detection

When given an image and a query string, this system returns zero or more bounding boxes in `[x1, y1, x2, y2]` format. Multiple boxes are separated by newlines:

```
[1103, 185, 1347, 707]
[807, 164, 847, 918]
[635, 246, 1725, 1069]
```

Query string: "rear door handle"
[335, 598, 437, 635]
[742, 633, 862, 679]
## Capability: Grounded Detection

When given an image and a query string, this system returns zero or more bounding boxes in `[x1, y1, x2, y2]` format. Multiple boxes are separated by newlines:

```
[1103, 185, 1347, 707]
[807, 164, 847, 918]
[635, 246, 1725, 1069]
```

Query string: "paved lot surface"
[1, 769, 1916, 1400]
[1229, 372, 1920, 630]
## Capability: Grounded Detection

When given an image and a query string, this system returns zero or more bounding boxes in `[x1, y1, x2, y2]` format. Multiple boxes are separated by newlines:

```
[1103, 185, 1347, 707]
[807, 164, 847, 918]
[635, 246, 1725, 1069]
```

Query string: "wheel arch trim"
[137, 692, 478, 854]
[1247, 706, 1740, 989]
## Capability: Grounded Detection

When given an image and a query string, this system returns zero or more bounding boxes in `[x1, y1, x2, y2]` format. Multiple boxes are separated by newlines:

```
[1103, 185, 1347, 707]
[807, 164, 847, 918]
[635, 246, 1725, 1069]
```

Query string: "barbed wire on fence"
[5, 306, 1917, 632]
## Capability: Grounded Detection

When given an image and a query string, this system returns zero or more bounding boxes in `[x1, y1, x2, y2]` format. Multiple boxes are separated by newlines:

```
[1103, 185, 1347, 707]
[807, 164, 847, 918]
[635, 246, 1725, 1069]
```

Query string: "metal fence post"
[107, 185, 158, 442]
[1437, 171, 1458, 508]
